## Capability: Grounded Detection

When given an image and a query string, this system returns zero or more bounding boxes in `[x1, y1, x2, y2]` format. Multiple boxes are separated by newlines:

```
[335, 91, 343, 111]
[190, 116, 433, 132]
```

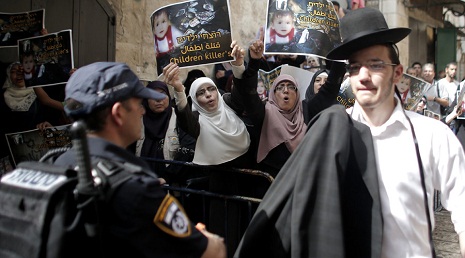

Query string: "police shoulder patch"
[153, 194, 192, 238]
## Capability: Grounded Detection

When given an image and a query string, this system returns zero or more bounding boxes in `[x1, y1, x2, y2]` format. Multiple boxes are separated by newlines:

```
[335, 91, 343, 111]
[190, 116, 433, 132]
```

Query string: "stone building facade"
[1, 0, 462, 81]
[108, 0, 461, 81]
[108, 0, 269, 82]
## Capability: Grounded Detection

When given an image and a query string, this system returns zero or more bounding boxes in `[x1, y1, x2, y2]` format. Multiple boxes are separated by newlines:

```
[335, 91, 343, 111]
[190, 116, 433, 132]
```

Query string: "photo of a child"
[265, 9, 295, 46]
[257, 78, 268, 101]
[20, 51, 46, 87]
[152, 9, 185, 58]
[396, 74, 411, 105]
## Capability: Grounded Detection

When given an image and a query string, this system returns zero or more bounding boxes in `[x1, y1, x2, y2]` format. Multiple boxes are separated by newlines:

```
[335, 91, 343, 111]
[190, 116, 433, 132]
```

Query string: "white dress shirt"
[438, 77, 459, 107]
[349, 97, 465, 257]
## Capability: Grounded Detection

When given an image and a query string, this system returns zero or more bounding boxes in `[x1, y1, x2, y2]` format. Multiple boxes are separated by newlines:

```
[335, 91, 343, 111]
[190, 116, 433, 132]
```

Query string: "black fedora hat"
[326, 8, 411, 60]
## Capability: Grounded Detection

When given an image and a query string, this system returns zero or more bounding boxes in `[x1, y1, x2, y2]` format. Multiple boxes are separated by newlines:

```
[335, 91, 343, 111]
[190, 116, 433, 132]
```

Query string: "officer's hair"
[65, 99, 110, 132]
[81, 107, 111, 132]
[66, 97, 136, 132]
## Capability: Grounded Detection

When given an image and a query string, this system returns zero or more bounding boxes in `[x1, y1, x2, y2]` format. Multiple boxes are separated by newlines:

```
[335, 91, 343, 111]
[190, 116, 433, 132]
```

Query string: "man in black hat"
[54, 62, 226, 258]
[326, 7, 465, 257]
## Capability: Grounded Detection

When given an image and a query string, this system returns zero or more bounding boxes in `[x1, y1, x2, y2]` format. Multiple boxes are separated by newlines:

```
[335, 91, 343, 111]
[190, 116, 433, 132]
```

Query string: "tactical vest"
[0, 152, 134, 258]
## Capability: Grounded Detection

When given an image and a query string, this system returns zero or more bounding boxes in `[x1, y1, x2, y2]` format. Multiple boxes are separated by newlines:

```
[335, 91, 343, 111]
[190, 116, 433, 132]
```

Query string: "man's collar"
[350, 96, 408, 133]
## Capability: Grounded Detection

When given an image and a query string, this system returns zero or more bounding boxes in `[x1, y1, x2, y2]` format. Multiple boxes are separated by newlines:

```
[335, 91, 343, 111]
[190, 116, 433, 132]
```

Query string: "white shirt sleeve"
[174, 90, 188, 110]
[231, 63, 245, 79]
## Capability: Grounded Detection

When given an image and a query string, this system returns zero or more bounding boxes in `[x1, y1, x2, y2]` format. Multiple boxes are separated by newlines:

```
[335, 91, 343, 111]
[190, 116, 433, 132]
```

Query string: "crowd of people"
[1, 3, 465, 258]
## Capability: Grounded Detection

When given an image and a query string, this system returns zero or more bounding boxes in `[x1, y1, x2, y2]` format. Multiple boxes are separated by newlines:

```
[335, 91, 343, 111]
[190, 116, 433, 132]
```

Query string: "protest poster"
[17, 29, 74, 87]
[396, 74, 429, 111]
[455, 88, 465, 120]
[0, 9, 44, 48]
[264, 0, 341, 58]
[151, 0, 234, 74]
[424, 110, 441, 121]
[337, 77, 355, 108]
[5, 124, 72, 166]
[258, 65, 283, 92]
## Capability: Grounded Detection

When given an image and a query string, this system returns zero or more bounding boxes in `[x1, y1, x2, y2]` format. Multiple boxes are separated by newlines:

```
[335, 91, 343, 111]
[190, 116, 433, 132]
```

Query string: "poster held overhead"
[264, 0, 342, 58]
[0, 9, 45, 48]
[151, 0, 234, 75]
[18, 29, 74, 88]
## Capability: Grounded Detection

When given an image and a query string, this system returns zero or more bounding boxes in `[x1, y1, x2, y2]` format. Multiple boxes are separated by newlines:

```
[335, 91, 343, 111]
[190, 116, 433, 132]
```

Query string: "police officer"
[54, 62, 226, 258]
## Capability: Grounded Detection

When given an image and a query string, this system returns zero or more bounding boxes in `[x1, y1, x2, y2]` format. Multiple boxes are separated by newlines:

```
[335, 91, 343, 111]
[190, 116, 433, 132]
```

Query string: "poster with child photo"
[340, 73, 430, 111]
[0, 9, 44, 48]
[17, 29, 74, 88]
[5, 124, 71, 166]
[395, 73, 429, 111]
[264, 0, 341, 58]
[151, 0, 234, 75]
[257, 64, 314, 101]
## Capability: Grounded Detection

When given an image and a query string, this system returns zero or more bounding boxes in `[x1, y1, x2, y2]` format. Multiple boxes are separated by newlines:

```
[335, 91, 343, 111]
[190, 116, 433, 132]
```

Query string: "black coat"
[234, 105, 382, 258]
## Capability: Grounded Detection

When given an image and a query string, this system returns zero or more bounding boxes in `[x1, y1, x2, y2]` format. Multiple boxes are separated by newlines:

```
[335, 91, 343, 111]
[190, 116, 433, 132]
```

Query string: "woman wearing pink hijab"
[229, 31, 345, 177]
[229, 41, 307, 177]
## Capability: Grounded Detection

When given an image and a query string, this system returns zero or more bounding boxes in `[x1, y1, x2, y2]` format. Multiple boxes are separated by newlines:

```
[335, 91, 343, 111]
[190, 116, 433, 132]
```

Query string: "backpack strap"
[92, 159, 134, 201]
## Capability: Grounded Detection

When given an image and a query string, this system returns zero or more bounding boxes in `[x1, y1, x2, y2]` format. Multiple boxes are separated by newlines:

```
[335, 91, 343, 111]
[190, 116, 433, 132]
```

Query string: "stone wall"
[108, 0, 268, 82]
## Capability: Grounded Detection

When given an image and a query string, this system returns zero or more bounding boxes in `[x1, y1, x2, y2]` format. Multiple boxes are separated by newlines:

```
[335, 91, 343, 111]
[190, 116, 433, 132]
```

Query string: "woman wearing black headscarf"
[135, 81, 196, 182]
[302, 68, 341, 124]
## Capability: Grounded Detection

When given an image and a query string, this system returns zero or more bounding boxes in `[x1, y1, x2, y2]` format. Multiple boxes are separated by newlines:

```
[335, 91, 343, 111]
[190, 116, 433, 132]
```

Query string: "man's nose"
[357, 66, 371, 80]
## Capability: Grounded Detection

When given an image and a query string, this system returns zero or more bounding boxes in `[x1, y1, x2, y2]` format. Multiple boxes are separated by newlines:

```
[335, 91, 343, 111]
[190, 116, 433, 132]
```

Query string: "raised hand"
[163, 63, 184, 92]
[249, 26, 264, 60]
[230, 40, 245, 66]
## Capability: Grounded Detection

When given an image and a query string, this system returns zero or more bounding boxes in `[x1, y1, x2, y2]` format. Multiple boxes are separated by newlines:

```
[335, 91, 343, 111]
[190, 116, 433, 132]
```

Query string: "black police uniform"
[54, 136, 208, 257]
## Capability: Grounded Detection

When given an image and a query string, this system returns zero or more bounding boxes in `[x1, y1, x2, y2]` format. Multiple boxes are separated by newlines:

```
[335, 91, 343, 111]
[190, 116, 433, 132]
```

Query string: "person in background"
[2, 62, 53, 133]
[54, 61, 226, 258]
[302, 69, 334, 123]
[214, 63, 233, 94]
[183, 69, 206, 106]
[133, 80, 197, 183]
[301, 55, 321, 73]
[411, 61, 422, 77]
[439, 62, 459, 112]
[406, 67, 416, 77]
[422, 63, 449, 116]
[331, 1, 345, 18]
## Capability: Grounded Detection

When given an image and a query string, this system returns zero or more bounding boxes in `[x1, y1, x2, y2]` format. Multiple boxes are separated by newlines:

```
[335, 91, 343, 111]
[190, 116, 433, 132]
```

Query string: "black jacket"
[234, 105, 382, 258]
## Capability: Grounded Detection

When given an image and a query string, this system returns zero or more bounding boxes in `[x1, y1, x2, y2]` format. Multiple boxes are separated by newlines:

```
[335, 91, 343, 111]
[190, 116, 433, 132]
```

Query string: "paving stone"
[433, 210, 461, 256]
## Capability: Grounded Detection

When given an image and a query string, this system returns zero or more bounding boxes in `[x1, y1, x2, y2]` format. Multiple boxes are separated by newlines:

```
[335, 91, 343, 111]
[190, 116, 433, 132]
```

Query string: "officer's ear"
[110, 101, 125, 127]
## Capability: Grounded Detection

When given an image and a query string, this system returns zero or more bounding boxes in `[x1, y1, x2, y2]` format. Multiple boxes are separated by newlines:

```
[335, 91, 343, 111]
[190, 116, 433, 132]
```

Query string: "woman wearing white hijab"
[163, 62, 251, 166]
[1, 62, 53, 132]
[163, 62, 253, 257]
